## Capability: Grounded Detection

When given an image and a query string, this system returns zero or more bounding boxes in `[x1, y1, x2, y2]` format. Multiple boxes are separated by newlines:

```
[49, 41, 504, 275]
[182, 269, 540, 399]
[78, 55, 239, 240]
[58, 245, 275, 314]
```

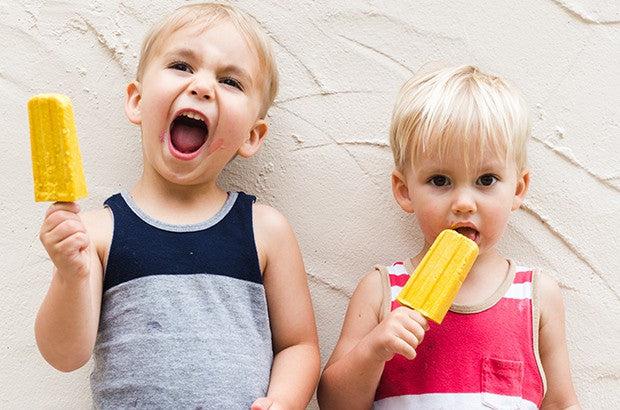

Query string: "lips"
[169, 112, 208, 155]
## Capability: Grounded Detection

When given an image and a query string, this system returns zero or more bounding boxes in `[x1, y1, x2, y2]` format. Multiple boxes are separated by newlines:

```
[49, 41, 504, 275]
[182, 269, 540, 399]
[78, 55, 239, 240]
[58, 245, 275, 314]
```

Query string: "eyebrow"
[163, 48, 254, 86]
[219, 64, 254, 87]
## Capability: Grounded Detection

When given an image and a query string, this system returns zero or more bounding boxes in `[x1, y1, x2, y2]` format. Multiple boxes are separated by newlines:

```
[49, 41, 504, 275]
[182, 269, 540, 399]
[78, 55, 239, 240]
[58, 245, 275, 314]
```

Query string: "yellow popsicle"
[396, 229, 479, 324]
[28, 94, 87, 202]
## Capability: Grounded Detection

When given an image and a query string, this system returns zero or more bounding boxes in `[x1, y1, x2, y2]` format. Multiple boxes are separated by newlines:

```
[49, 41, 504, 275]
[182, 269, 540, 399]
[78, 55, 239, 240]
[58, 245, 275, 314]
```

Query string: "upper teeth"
[181, 112, 204, 122]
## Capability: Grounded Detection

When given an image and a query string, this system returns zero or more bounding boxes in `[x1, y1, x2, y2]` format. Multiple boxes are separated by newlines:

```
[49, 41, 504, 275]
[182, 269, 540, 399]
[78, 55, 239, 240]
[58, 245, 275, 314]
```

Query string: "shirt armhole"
[101, 205, 114, 280]
[373, 265, 392, 322]
[531, 268, 548, 396]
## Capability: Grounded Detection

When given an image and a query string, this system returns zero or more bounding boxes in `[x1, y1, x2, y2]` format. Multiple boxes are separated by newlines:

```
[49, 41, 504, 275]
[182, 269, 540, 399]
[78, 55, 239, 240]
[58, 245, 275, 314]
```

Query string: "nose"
[189, 75, 214, 100]
[451, 187, 477, 215]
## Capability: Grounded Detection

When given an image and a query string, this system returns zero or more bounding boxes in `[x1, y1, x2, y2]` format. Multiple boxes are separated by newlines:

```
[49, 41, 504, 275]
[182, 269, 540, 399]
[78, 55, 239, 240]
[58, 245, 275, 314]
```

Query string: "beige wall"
[2, 0, 618, 407]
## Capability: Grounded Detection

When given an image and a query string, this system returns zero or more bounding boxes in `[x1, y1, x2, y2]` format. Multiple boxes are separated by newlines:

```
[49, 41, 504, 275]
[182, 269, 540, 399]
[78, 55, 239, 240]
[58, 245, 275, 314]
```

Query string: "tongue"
[171, 122, 205, 153]
[455, 227, 477, 241]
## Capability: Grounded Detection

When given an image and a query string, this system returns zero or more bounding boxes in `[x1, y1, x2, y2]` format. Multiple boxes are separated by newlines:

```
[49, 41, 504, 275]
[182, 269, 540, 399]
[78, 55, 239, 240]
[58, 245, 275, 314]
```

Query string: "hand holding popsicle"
[361, 230, 477, 363]
[39, 201, 91, 281]
[397, 229, 479, 324]
[29, 94, 91, 281]
[364, 306, 429, 362]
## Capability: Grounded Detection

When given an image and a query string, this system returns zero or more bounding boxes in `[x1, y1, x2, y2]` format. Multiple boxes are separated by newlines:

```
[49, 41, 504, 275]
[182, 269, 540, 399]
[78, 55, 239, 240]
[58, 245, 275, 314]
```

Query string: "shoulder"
[250, 202, 298, 271]
[79, 206, 113, 258]
[356, 266, 388, 313]
[329, 268, 387, 335]
[80, 207, 112, 232]
[356, 268, 384, 297]
[536, 270, 563, 304]
[535, 270, 565, 326]
[252, 202, 293, 238]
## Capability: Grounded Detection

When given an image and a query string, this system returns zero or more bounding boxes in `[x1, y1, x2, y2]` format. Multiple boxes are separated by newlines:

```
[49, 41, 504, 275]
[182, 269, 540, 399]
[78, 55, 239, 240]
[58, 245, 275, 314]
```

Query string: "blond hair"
[390, 65, 530, 172]
[136, 3, 278, 117]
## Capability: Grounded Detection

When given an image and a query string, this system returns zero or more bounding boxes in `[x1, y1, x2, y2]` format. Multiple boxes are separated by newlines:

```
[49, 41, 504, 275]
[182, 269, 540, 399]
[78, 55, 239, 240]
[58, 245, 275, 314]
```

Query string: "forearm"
[266, 342, 321, 409]
[541, 402, 580, 410]
[35, 270, 99, 371]
[318, 340, 385, 410]
[541, 398, 581, 410]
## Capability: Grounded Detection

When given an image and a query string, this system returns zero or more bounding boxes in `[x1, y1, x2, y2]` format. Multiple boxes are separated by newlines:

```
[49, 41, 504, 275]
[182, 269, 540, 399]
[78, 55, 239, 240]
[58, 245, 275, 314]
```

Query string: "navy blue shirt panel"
[102, 192, 262, 293]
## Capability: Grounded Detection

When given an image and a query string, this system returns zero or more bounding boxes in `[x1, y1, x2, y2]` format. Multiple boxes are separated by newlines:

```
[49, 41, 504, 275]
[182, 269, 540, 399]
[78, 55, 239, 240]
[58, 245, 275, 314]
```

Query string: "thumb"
[251, 397, 273, 410]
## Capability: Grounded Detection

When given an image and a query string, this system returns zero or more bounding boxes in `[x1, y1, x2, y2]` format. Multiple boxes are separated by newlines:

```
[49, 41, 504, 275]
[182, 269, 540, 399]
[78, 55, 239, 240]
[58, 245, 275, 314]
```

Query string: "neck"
[463, 250, 508, 283]
[130, 168, 228, 225]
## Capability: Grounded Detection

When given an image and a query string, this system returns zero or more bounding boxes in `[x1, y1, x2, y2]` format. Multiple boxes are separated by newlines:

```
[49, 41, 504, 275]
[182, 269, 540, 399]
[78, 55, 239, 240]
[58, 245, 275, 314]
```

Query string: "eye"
[220, 76, 243, 91]
[428, 175, 451, 187]
[477, 174, 498, 186]
[169, 61, 193, 73]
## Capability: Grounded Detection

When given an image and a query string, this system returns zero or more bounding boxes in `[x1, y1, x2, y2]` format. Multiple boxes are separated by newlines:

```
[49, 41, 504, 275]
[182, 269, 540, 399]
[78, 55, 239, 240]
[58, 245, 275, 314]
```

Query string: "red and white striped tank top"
[374, 259, 545, 409]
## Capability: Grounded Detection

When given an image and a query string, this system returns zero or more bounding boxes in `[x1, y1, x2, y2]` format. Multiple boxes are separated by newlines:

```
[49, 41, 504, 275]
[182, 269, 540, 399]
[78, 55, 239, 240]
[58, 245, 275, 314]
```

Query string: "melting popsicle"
[28, 94, 87, 202]
[396, 229, 479, 324]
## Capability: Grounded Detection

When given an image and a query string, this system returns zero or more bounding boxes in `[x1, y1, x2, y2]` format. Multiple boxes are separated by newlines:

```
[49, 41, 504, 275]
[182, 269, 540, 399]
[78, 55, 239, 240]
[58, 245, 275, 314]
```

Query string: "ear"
[237, 119, 269, 158]
[124, 81, 142, 125]
[511, 169, 530, 210]
[392, 169, 415, 213]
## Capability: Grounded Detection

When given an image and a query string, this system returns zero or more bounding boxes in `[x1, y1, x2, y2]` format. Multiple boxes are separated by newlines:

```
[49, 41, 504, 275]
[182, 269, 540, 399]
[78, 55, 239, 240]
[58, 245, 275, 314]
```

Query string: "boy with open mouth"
[34, 3, 320, 408]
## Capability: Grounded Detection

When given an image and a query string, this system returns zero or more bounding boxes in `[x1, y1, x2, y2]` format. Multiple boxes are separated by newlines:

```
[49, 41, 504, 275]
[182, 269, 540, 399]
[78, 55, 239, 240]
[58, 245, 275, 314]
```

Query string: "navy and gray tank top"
[90, 191, 273, 408]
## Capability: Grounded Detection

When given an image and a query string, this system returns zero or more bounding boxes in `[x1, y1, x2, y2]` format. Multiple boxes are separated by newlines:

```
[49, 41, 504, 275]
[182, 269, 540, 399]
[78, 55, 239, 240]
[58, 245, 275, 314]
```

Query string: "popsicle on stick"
[28, 94, 87, 202]
[396, 229, 479, 324]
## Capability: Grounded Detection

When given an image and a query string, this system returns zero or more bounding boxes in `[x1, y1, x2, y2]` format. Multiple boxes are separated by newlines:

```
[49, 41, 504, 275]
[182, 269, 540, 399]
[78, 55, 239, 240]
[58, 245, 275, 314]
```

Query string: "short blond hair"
[136, 3, 279, 117]
[390, 65, 530, 172]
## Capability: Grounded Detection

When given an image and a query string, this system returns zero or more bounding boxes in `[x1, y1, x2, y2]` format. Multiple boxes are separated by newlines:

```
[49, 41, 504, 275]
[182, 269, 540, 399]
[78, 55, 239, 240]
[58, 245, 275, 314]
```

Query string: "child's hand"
[39, 202, 91, 282]
[364, 306, 429, 362]
[250, 397, 286, 410]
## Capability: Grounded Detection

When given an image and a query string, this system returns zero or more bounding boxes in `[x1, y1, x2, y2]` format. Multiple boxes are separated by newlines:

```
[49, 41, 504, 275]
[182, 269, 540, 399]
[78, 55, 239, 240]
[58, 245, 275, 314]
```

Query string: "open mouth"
[453, 227, 479, 243]
[169, 112, 208, 155]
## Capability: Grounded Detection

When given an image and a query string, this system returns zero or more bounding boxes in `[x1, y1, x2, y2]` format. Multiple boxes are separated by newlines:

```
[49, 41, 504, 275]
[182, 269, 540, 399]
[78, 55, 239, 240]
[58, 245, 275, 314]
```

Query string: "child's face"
[392, 151, 529, 255]
[125, 20, 267, 185]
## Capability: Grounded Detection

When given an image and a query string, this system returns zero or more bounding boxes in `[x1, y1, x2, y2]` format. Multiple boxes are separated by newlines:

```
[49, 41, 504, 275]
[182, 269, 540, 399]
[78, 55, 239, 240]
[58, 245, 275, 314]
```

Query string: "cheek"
[221, 94, 259, 122]
[217, 109, 254, 140]
[413, 203, 444, 234]
[482, 201, 513, 240]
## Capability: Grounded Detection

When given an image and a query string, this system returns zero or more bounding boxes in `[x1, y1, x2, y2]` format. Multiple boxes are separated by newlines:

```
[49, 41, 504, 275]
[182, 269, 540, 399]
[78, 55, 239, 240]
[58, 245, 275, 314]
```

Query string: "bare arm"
[318, 270, 427, 409]
[250, 204, 320, 410]
[34, 203, 109, 372]
[538, 273, 580, 409]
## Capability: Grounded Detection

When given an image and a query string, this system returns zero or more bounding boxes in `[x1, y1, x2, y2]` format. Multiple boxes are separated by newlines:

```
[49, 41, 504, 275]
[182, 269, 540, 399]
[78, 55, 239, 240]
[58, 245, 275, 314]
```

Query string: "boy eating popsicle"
[318, 65, 580, 409]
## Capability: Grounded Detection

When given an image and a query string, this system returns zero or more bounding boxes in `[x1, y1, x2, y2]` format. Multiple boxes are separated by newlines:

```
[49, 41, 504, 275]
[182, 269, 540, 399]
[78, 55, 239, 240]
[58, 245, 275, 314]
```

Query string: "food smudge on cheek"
[207, 138, 224, 155]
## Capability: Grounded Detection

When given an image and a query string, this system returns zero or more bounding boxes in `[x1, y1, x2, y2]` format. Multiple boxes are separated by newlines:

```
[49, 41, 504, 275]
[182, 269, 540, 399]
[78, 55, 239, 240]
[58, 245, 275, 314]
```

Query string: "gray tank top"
[91, 192, 272, 408]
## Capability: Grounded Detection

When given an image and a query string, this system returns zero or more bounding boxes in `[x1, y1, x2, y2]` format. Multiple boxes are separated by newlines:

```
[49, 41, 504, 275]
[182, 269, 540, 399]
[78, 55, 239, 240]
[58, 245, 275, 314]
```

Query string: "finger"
[250, 397, 273, 410]
[45, 201, 80, 218]
[398, 324, 421, 349]
[56, 231, 90, 255]
[390, 308, 426, 336]
[418, 315, 430, 331]
[390, 336, 417, 360]
[392, 306, 413, 316]
[406, 309, 429, 331]
[41, 211, 84, 240]
[43, 209, 83, 230]
[402, 315, 427, 344]
[44, 218, 87, 247]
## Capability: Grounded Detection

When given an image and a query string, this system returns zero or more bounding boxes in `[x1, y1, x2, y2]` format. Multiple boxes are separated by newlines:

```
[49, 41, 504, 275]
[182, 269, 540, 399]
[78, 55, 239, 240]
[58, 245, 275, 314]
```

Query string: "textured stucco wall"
[1, 0, 618, 407]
